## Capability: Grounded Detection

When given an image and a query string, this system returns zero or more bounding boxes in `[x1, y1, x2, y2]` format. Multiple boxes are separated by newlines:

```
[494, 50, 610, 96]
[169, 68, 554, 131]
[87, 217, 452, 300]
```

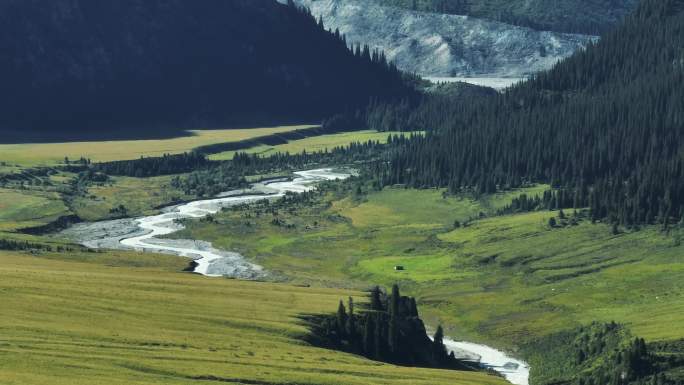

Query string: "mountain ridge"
[0, 0, 410, 140]
[289, 0, 596, 78]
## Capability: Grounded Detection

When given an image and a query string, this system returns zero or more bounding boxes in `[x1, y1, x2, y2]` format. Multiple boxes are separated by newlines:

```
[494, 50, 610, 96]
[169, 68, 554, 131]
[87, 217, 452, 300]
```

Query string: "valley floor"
[0, 131, 510, 384]
[3, 130, 684, 384]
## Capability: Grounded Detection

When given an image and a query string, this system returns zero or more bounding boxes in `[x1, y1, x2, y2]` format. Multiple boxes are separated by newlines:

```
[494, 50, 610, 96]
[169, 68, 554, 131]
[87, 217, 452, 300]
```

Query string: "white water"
[443, 338, 529, 385]
[425, 76, 524, 90]
[119, 168, 350, 276]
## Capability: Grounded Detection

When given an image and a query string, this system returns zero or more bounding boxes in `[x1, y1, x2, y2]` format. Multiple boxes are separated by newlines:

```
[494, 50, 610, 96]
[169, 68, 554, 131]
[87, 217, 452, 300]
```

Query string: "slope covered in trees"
[374, 0, 684, 228]
[0, 0, 411, 141]
[378, 0, 637, 34]
[523, 322, 684, 385]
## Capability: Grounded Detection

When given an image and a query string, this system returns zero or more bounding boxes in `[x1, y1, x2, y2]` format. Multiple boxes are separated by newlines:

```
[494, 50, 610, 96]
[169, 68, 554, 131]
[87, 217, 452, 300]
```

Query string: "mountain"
[288, 0, 596, 79]
[377, 0, 638, 35]
[376, 0, 684, 227]
[0, 0, 410, 141]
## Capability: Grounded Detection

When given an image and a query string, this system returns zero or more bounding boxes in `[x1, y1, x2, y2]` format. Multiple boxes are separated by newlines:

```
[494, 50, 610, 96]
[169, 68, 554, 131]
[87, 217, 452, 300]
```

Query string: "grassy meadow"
[170, 183, 684, 351]
[0, 170, 190, 233]
[171, 185, 548, 287]
[0, 126, 311, 166]
[0, 250, 504, 385]
[3, 127, 684, 384]
[70, 175, 193, 222]
[0, 188, 69, 231]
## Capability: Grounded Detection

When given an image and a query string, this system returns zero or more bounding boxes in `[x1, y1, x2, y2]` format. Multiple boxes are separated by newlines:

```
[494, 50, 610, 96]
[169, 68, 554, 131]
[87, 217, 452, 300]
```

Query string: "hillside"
[377, 0, 638, 35]
[0, 0, 409, 141]
[289, 0, 594, 78]
[0, 250, 505, 385]
[376, 0, 684, 228]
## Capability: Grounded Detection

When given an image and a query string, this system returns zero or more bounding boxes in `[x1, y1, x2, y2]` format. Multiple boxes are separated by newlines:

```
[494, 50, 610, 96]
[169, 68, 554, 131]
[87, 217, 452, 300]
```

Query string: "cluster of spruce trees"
[577, 337, 676, 384]
[308, 285, 471, 370]
[369, 0, 684, 229]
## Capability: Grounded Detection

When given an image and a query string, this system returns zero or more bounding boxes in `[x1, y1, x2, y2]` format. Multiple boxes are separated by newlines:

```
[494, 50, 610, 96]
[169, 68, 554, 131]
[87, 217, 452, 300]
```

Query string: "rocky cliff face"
[289, 0, 596, 78]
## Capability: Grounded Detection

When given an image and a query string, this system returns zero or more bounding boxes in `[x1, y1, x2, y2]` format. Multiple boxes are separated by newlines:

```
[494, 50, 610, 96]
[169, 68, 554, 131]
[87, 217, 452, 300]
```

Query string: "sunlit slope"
[208, 130, 412, 160]
[0, 251, 505, 385]
[0, 126, 310, 166]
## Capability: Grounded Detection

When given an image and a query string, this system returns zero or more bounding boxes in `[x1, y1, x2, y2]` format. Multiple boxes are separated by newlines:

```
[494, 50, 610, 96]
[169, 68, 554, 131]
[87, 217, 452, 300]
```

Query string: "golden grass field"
[208, 130, 416, 160]
[0, 250, 505, 385]
[0, 126, 313, 166]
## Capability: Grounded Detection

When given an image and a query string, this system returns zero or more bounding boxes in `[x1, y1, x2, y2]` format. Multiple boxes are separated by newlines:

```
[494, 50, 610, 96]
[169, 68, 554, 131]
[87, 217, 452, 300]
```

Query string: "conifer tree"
[388, 284, 400, 353]
[432, 325, 446, 364]
[337, 300, 347, 337]
[363, 313, 374, 355]
[370, 286, 383, 311]
[409, 297, 418, 317]
[390, 284, 400, 316]
[374, 313, 383, 359]
[346, 296, 356, 338]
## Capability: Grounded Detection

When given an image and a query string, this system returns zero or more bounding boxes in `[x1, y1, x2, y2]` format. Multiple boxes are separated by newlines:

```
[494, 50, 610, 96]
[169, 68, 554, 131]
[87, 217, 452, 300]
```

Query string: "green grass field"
[0, 250, 504, 385]
[208, 130, 414, 160]
[0, 126, 311, 166]
[171, 184, 684, 352]
[0, 171, 191, 235]
[0, 188, 70, 231]
[70, 175, 193, 222]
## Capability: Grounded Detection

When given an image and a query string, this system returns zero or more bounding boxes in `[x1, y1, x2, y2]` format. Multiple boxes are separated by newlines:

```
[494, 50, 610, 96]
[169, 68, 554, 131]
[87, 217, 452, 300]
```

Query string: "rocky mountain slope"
[289, 0, 596, 79]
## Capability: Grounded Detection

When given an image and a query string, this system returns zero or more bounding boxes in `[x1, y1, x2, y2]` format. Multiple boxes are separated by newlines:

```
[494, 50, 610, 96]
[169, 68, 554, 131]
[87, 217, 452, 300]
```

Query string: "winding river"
[63, 167, 529, 384]
[119, 168, 351, 277]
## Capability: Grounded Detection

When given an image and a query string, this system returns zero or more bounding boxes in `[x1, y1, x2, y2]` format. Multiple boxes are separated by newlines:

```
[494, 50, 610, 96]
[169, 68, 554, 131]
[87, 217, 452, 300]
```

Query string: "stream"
[64, 168, 350, 278]
[118, 168, 351, 276]
[63, 167, 529, 384]
[443, 338, 529, 385]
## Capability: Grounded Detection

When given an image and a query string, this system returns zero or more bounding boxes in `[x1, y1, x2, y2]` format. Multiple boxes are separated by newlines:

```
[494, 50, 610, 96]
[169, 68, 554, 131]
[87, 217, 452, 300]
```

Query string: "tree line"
[172, 141, 387, 197]
[93, 152, 210, 177]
